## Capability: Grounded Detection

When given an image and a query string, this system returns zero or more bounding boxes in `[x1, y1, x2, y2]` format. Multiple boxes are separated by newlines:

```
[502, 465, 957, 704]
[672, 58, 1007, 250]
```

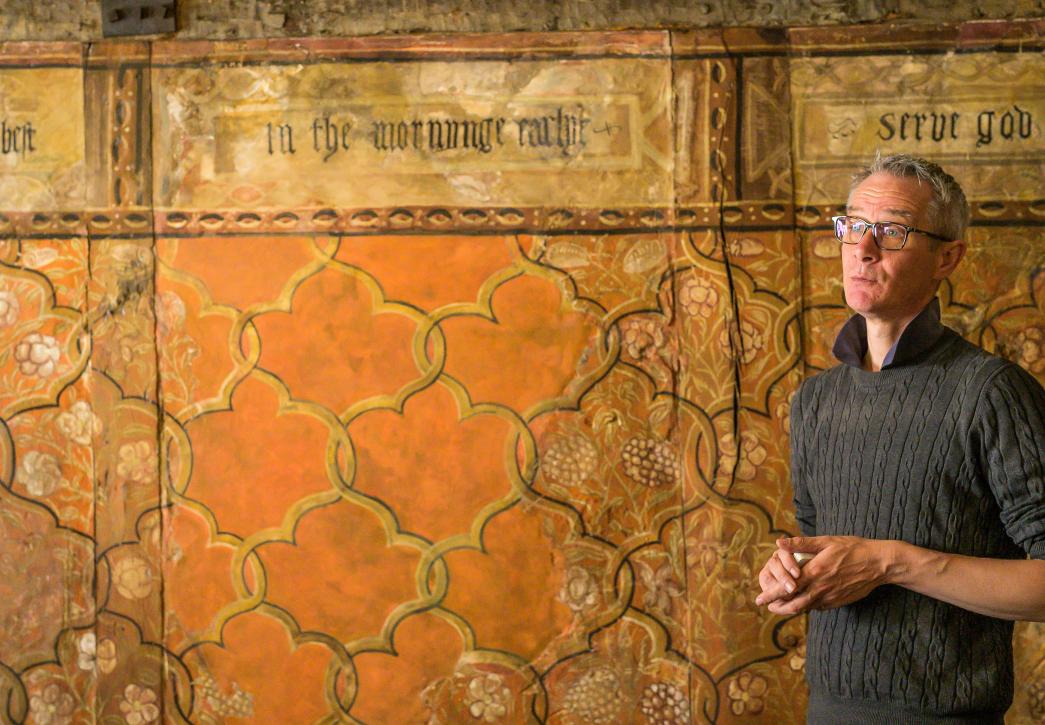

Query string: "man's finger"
[768, 591, 814, 616]
[755, 580, 793, 607]
[776, 548, 801, 578]
[779, 535, 827, 554]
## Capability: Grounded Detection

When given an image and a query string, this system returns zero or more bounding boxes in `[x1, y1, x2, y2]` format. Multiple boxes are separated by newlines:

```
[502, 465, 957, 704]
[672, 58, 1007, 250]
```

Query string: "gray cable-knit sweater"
[791, 327, 1045, 724]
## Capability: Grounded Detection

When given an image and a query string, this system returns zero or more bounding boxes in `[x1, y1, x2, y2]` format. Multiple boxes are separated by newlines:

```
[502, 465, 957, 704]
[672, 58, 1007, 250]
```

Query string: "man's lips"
[848, 276, 878, 284]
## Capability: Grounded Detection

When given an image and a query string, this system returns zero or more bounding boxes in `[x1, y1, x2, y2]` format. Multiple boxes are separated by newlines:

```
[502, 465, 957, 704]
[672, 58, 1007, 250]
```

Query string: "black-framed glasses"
[832, 215, 952, 251]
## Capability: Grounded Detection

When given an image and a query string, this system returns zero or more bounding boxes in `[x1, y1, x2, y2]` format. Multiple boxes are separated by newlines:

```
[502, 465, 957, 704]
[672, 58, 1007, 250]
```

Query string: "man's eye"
[881, 225, 903, 238]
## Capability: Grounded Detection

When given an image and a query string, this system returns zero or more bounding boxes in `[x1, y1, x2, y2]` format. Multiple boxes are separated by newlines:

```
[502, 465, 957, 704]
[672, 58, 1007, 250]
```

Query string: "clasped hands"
[755, 535, 892, 615]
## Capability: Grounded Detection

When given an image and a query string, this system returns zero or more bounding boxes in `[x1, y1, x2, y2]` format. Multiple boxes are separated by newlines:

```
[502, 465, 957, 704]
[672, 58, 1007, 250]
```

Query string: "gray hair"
[850, 152, 970, 242]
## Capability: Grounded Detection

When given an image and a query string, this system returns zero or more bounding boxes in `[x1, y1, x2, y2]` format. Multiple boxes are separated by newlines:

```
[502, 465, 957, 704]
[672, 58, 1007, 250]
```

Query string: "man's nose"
[853, 230, 881, 262]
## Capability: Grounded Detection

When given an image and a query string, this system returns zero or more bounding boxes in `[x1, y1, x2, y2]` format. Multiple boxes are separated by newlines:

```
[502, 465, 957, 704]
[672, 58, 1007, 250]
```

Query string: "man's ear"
[934, 239, 967, 281]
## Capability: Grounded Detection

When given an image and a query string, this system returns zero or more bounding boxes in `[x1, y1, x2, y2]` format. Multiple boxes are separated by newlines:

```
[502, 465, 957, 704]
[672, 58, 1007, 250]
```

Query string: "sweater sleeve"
[790, 379, 818, 537]
[975, 362, 1045, 559]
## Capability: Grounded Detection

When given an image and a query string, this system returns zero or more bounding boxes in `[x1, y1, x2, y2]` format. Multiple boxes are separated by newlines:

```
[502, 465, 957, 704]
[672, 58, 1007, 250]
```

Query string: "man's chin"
[842, 292, 877, 315]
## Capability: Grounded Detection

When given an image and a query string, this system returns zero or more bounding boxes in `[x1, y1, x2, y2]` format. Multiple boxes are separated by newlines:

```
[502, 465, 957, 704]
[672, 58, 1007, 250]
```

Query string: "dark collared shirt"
[832, 297, 945, 369]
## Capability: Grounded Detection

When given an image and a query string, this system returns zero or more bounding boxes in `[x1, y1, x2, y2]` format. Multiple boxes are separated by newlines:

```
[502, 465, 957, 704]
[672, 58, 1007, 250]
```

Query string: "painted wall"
[0, 21, 1043, 724]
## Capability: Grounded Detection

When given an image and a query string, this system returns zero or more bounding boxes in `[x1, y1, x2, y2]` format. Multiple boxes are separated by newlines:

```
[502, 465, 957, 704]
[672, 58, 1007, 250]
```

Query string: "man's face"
[842, 172, 952, 325]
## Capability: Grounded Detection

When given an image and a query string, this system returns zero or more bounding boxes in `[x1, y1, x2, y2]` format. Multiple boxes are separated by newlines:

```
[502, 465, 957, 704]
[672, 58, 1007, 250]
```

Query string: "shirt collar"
[832, 298, 945, 369]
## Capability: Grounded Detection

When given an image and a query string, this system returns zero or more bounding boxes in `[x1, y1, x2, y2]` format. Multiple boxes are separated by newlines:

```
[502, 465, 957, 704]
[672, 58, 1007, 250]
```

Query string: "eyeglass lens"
[834, 217, 907, 249]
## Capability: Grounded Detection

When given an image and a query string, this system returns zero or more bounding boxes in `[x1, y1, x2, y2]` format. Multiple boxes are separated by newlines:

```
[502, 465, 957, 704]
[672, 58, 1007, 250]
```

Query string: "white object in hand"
[793, 552, 815, 567]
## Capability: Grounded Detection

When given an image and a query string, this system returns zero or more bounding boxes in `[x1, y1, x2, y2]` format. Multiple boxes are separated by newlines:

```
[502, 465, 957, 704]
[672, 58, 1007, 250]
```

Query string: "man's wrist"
[877, 539, 910, 587]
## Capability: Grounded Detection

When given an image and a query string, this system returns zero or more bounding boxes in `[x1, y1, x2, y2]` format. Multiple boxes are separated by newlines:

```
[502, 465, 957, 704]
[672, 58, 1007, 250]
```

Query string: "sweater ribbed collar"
[832, 297, 945, 370]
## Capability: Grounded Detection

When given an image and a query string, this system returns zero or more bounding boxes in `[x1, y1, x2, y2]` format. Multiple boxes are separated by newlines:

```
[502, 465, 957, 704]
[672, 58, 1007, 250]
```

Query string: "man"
[755, 152, 1045, 724]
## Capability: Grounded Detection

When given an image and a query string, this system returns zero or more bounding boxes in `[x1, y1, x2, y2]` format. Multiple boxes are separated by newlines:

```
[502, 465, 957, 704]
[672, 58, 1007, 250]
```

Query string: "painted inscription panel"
[152, 40, 674, 210]
[0, 57, 84, 211]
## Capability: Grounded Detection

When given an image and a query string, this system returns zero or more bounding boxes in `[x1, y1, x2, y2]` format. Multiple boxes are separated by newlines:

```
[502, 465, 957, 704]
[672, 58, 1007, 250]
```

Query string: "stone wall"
[1, 0, 1044, 40]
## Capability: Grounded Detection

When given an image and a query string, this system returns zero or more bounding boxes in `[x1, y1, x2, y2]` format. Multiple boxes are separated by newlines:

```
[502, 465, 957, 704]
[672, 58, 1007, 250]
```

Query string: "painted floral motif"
[196, 673, 256, 718]
[562, 667, 624, 724]
[111, 244, 154, 270]
[621, 318, 667, 362]
[678, 276, 718, 319]
[719, 319, 764, 364]
[113, 556, 154, 600]
[558, 566, 599, 613]
[155, 290, 186, 338]
[77, 631, 97, 671]
[545, 242, 591, 269]
[16, 451, 63, 497]
[98, 637, 118, 674]
[639, 681, 691, 724]
[727, 237, 765, 257]
[727, 671, 768, 715]
[542, 435, 598, 486]
[685, 535, 726, 576]
[119, 684, 160, 724]
[21, 247, 59, 269]
[116, 441, 155, 483]
[465, 673, 511, 722]
[622, 239, 667, 274]
[56, 401, 103, 446]
[776, 389, 796, 434]
[1009, 326, 1045, 374]
[718, 432, 768, 482]
[29, 683, 75, 725]
[621, 436, 681, 488]
[14, 332, 61, 377]
[789, 641, 807, 671]
[637, 561, 685, 614]
[1028, 679, 1045, 721]
[0, 289, 20, 327]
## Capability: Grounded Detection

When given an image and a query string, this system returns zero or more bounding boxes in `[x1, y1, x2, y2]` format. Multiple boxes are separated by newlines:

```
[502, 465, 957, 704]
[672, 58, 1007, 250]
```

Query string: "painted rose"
[0, 289, 20, 327]
[621, 318, 666, 362]
[29, 683, 75, 725]
[558, 566, 599, 613]
[113, 556, 154, 600]
[117, 441, 155, 483]
[16, 451, 63, 496]
[727, 671, 768, 715]
[119, 684, 159, 725]
[77, 631, 96, 671]
[718, 432, 768, 481]
[466, 673, 511, 722]
[56, 400, 103, 446]
[678, 276, 718, 319]
[14, 332, 61, 377]
[719, 319, 764, 364]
